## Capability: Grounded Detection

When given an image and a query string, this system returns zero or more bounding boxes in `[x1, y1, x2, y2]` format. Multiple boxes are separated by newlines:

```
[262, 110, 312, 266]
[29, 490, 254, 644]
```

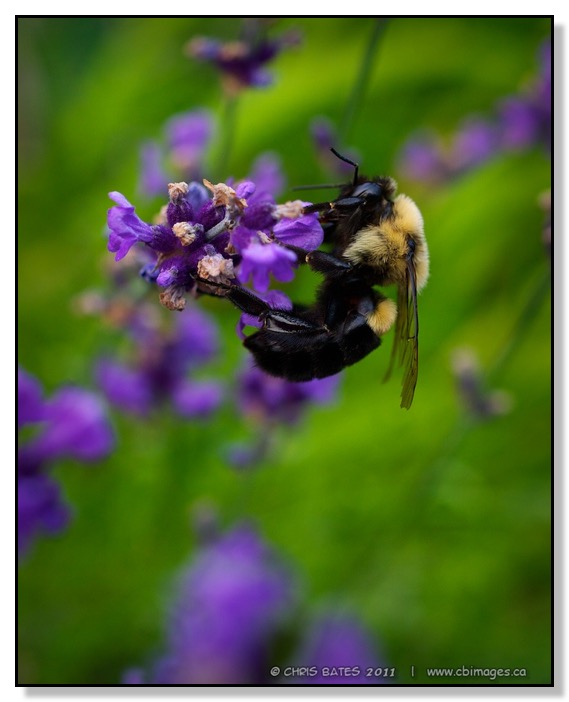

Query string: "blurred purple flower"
[186, 31, 300, 94]
[237, 360, 341, 426]
[139, 141, 169, 198]
[172, 380, 224, 419]
[166, 109, 214, 175]
[123, 523, 388, 686]
[33, 387, 115, 463]
[18, 368, 114, 557]
[397, 38, 551, 186]
[18, 474, 71, 556]
[18, 366, 45, 427]
[497, 97, 541, 150]
[95, 360, 153, 417]
[130, 525, 296, 684]
[396, 132, 448, 184]
[249, 153, 285, 198]
[449, 117, 499, 172]
[290, 613, 386, 685]
[96, 305, 222, 420]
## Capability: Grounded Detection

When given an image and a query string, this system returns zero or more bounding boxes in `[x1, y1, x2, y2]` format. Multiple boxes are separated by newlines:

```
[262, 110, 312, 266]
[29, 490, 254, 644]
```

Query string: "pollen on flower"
[203, 179, 247, 213]
[275, 200, 305, 219]
[159, 285, 187, 311]
[168, 182, 190, 202]
[197, 254, 235, 286]
[257, 231, 272, 244]
[172, 222, 203, 246]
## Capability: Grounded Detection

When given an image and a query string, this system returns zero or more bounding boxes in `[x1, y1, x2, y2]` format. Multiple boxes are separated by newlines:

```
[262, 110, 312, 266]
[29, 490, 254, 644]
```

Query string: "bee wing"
[383, 259, 419, 409]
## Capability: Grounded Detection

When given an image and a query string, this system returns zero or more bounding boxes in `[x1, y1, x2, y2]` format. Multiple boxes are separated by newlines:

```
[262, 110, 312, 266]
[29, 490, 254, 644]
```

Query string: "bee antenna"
[330, 147, 359, 186]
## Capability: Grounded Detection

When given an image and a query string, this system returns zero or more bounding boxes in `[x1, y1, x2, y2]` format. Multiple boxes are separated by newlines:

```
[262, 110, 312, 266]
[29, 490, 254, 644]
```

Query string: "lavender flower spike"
[127, 525, 297, 684]
[290, 613, 386, 685]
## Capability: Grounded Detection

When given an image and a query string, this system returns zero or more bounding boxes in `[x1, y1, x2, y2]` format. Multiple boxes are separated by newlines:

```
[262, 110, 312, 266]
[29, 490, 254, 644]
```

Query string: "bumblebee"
[200, 150, 429, 408]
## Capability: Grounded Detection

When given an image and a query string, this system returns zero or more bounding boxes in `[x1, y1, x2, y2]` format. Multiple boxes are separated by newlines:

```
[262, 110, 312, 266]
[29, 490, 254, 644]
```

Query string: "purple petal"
[236, 180, 256, 200]
[238, 242, 296, 293]
[107, 191, 155, 261]
[273, 212, 323, 250]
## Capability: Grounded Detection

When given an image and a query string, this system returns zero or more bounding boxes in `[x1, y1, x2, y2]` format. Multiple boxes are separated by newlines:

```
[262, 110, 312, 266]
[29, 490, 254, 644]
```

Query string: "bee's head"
[350, 176, 397, 205]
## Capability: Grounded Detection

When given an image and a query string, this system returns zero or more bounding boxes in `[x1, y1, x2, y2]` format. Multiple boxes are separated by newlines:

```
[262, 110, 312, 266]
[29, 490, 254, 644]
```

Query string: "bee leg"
[281, 245, 354, 278]
[194, 277, 270, 316]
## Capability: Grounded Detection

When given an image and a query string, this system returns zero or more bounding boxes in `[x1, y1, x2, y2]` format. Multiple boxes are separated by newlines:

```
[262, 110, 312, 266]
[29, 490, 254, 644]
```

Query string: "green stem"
[216, 94, 239, 179]
[488, 268, 550, 380]
[339, 18, 389, 143]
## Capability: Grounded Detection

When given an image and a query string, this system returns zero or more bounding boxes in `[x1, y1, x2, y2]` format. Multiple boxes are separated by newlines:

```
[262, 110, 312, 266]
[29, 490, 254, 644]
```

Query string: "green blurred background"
[18, 17, 551, 685]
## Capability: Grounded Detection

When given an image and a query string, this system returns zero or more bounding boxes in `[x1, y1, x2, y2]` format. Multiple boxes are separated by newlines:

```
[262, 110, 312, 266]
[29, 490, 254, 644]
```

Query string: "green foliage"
[18, 17, 551, 685]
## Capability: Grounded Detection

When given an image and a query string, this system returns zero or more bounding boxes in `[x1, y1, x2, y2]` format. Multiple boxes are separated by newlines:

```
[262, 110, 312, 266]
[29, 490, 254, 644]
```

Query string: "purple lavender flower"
[95, 360, 153, 417]
[398, 38, 551, 185]
[96, 305, 223, 420]
[107, 176, 322, 310]
[171, 380, 224, 420]
[32, 387, 115, 463]
[289, 613, 385, 685]
[18, 368, 114, 557]
[237, 360, 341, 426]
[18, 474, 71, 556]
[448, 117, 499, 172]
[166, 109, 214, 176]
[139, 141, 169, 198]
[497, 96, 542, 150]
[186, 31, 300, 94]
[18, 366, 45, 427]
[127, 525, 297, 684]
[396, 132, 448, 184]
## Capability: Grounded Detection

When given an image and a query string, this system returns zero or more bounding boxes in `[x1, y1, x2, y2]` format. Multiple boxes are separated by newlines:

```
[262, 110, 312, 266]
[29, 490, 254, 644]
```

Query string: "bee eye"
[352, 182, 382, 200]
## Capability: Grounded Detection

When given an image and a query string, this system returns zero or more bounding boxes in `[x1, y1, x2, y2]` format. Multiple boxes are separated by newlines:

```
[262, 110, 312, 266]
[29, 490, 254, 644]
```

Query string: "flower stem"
[339, 18, 389, 143]
[488, 268, 550, 380]
[216, 94, 239, 179]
